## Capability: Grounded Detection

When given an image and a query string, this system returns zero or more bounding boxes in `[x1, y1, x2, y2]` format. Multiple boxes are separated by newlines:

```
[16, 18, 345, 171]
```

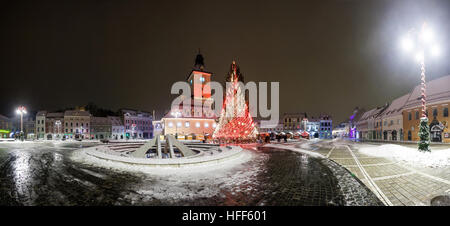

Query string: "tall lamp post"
[55, 120, 61, 140]
[400, 22, 440, 152]
[171, 111, 181, 138]
[16, 106, 27, 141]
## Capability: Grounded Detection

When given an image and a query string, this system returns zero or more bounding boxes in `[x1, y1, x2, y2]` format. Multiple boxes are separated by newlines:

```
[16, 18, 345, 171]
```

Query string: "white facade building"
[108, 116, 125, 140]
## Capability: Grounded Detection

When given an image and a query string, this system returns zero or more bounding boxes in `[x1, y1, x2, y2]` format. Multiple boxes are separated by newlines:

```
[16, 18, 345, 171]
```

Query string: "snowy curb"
[263, 144, 325, 159]
[83, 145, 244, 168]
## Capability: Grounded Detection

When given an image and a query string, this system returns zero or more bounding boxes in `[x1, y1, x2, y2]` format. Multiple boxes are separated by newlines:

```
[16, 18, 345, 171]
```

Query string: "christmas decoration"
[418, 117, 431, 152]
[212, 61, 258, 143]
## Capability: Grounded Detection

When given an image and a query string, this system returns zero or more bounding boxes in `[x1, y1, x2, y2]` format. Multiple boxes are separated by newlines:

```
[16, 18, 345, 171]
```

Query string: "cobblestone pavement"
[0, 141, 382, 206]
[292, 140, 450, 206]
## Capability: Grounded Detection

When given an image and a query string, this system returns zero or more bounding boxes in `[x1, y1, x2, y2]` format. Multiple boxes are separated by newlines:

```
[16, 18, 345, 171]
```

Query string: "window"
[408, 112, 412, 120]
[204, 123, 209, 128]
[176, 122, 182, 128]
[433, 108, 438, 117]
[168, 122, 173, 128]
[212, 123, 216, 128]
[185, 122, 190, 128]
[195, 122, 200, 128]
[444, 108, 449, 117]
[415, 111, 419, 119]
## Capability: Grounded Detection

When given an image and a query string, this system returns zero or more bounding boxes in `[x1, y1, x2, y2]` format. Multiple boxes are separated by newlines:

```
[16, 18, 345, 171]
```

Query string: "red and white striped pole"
[420, 57, 426, 118]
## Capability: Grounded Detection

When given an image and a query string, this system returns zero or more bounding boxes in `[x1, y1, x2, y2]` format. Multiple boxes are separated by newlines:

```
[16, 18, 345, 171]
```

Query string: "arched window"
[408, 112, 412, 120]
[433, 108, 438, 117]
[415, 111, 419, 119]
[407, 131, 412, 141]
[444, 108, 448, 117]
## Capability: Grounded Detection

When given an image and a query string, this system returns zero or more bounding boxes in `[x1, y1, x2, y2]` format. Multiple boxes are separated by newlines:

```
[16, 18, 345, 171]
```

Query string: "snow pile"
[359, 144, 450, 168]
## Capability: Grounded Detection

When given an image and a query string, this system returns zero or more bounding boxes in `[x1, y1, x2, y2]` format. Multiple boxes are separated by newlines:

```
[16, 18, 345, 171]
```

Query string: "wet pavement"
[0, 141, 382, 206]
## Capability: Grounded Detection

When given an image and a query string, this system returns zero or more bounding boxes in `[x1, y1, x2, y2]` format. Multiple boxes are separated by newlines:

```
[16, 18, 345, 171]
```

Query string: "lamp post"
[400, 22, 440, 152]
[55, 120, 61, 140]
[171, 111, 181, 138]
[16, 106, 27, 141]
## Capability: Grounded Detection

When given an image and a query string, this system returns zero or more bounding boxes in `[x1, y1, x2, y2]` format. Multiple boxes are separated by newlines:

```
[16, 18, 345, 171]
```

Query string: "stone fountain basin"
[84, 145, 243, 167]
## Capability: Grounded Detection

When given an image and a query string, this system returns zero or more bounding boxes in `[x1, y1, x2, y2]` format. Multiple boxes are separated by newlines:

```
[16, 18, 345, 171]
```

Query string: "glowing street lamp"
[171, 110, 181, 138]
[16, 106, 27, 141]
[400, 22, 441, 152]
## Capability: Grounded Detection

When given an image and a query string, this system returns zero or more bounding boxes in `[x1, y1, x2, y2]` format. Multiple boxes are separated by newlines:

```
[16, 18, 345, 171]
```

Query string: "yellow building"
[402, 75, 450, 143]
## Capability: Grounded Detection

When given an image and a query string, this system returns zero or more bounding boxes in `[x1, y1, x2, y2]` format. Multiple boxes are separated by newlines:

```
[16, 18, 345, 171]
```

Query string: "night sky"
[1, 0, 449, 124]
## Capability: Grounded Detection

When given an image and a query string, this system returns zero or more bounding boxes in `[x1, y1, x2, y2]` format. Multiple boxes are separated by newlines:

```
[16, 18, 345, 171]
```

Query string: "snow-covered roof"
[379, 93, 411, 118]
[64, 110, 91, 117]
[403, 75, 450, 110]
[91, 117, 111, 125]
[0, 114, 10, 121]
[36, 111, 47, 116]
[107, 116, 123, 126]
[358, 108, 377, 122]
[46, 112, 64, 118]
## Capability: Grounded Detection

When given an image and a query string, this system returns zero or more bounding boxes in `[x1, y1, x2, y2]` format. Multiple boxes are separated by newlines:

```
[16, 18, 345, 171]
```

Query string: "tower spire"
[194, 49, 205, 71]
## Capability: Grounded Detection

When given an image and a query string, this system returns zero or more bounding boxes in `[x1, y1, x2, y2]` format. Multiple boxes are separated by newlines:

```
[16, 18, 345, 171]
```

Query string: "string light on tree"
[212, 61, 258, 143]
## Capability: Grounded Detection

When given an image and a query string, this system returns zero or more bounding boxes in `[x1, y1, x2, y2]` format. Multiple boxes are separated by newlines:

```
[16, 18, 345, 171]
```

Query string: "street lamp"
[400, 22, 441, 152]
[16, 106, 27, 141]
[171, 110, 181, 138]
[55, 120, 61, 140]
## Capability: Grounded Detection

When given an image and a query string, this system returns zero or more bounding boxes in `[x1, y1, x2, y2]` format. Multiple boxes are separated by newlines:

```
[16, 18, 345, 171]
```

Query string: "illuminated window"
[200, 77, 205, 83]
[195, 122, 200, 128]
[185, 122, 190, 128]
[212, 123, 216, 128]
[176, 122, 182, 128]
[168, 122, 173, 128]
[204, 123, 209, 128]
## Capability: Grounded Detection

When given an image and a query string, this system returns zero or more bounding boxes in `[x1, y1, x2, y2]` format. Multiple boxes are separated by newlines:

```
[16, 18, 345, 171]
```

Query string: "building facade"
[333, 122, 349, 138]
[45, 112, 64, 140]
[91, 117, 112, 139]
[122, 109, 153, 139]
[319, 115, 332, 139]
[35, 111, 46, 139]
[108, 116, 125, 140]
[23, 117, 35, 139]
[64, 110, 91, 139]
[0, 114, 12, 138]
[283, 113, 306, 131]
[380, 94, 409, 141]
[402, 75, 450, 143]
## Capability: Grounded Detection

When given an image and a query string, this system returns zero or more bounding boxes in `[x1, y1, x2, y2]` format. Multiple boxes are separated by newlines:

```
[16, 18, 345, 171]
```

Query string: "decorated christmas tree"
[212, 61, 258, 143]
[418, 117, 430, 152]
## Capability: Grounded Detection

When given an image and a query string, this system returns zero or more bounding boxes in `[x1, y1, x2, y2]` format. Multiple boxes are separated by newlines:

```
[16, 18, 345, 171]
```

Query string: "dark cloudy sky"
[1, 0, 449, 124]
